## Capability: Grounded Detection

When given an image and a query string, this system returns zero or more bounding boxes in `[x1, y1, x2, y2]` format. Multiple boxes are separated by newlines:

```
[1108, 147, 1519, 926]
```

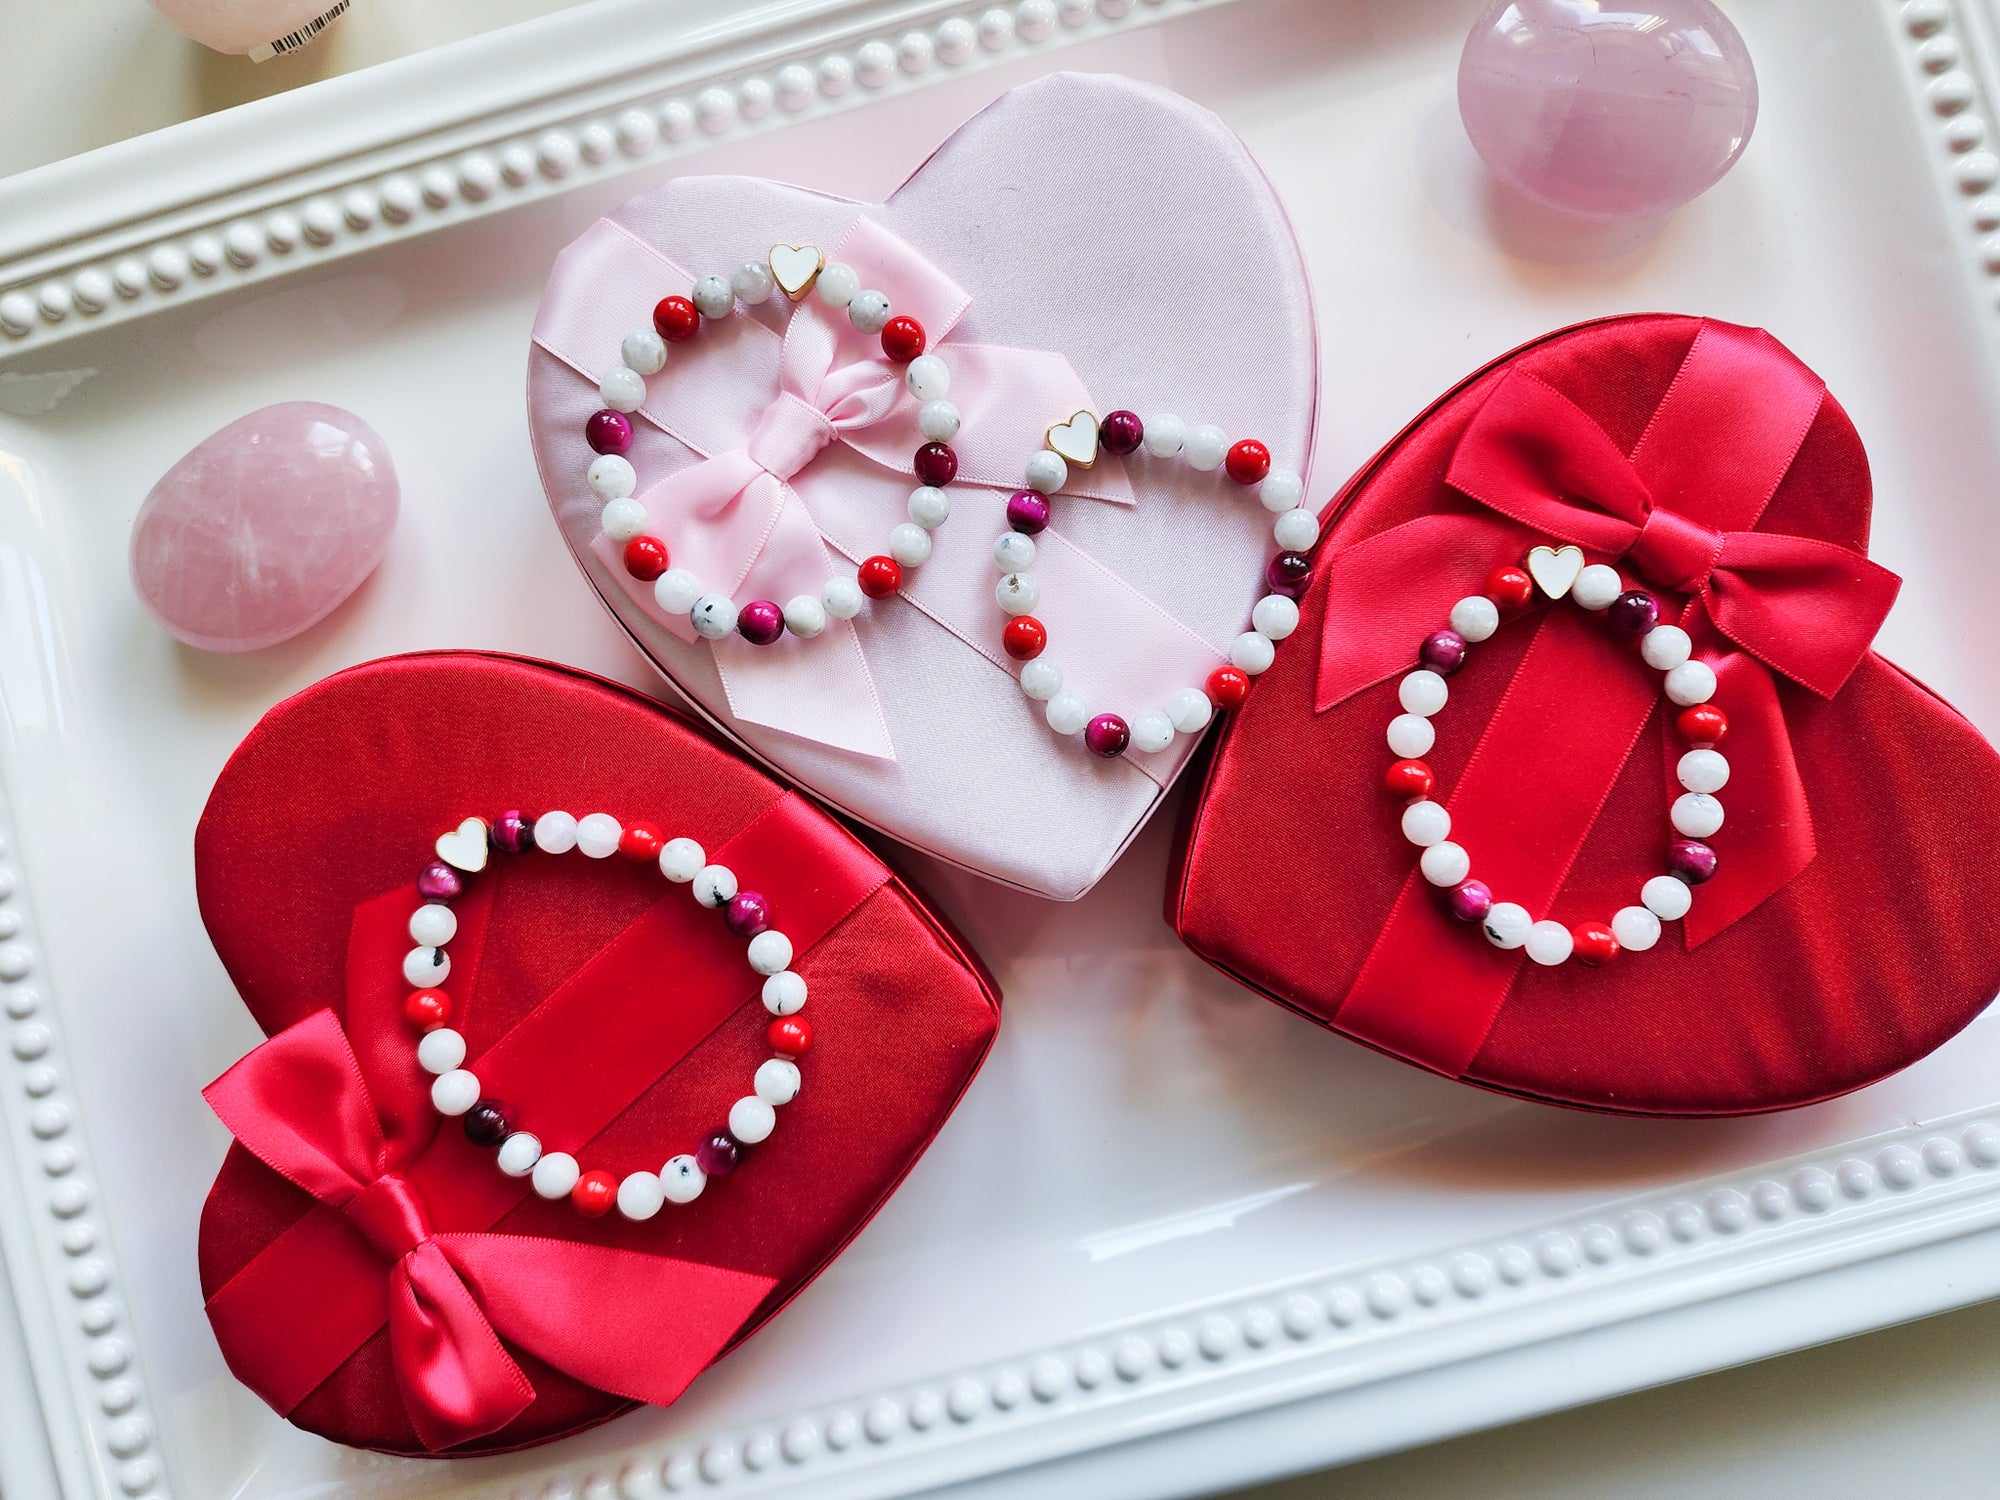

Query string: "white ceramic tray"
[6, 1, 2000, 1497]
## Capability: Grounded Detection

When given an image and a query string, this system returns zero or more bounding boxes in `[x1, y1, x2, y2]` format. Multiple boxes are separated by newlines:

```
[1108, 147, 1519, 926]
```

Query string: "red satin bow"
[1312, 320, 1902, 1078]
[206, 1008, 776, 1451]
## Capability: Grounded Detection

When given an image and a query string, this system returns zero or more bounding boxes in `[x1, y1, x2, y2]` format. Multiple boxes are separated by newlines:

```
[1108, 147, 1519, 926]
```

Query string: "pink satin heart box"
[527, 74, 1318, 900]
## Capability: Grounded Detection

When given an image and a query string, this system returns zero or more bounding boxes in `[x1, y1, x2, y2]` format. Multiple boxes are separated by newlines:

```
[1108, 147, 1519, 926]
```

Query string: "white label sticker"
[248, 0, 352, 62]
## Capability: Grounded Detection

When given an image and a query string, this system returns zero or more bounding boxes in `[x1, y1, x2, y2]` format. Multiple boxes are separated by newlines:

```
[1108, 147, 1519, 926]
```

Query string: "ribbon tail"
[440, 1235, 779, 1411]
[392, 1243, 536, 1451]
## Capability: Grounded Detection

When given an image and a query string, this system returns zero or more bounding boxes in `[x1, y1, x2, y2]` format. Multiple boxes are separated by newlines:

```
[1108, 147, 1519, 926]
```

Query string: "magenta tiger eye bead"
[696, 1132, 741, 1176]
[724, 891, 771, 937]
[1610, 589, 1660, 635]
[1419, 629, 1468, 676]
[913, 442, 958, 487]
[1448, 879, 1494, 922]
[1006, 489, 1050, 535]
[1669, 838, 1718, 884]
[738, 599, 785, 645]
[585, 409, 633, 456]
[1084, 713, 1131, 758]
[1267, 550, 1313, 599]
[416, 862, 462, 901]
[492, 810, 534, 854]
[1099, 410, 1144, 457]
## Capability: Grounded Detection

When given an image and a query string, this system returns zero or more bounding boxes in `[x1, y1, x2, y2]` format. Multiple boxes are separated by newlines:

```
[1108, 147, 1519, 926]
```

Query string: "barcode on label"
[248, 0, 351, 62]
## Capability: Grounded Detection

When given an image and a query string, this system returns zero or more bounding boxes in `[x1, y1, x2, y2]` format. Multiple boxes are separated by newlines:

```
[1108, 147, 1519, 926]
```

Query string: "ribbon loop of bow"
[1313, 320, 1902, 1078]
[204, 1009, 776, 1451]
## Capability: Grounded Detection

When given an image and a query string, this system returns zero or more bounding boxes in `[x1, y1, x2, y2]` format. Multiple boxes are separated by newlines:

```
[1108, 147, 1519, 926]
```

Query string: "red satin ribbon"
[202, 792, 885, 1450]
[1313, 321, 1902, 1077]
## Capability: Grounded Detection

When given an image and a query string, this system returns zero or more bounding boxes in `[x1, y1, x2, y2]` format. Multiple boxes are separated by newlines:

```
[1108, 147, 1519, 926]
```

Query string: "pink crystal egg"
[130, 402, 398, 652]
[1458, 0, 1758, 219]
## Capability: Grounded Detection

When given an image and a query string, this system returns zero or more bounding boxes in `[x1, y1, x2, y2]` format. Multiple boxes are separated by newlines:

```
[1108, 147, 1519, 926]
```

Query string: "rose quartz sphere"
[1458, 0, 1758, 219]
[130, 402, 397, 652]
[146, 0, 349, 56]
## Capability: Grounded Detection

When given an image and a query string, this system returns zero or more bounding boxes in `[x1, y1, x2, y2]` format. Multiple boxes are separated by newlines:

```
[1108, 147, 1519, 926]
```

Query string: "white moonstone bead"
[762, 970, 807, 1016]
[661, 1154, 706, 1203]
[692, 864, 738, 908]
[747, 931, 793, 976]
[618, 1170, 666, 1221]
[654, 568, 702, 614]
[1571, 564, 1623, 611]
[1045, 691, 1090, 736]
[496, 1132, 542, 1178]
[1143, 414, 1186, 458]
[621, 327, 667, 375]
[1640, 624, 1693, 671]
[1611, 905, 1662, 953]
[1231, 632, 1277, 675]
[784, 594, 827, 638]
[729, 1095, 777, 1145]
[1025, 450, 1068, 495]
[1670, 792, 1725, 839]
[1401, 799, 1452, 847]
[598, 366, 645, 412]
[1183, 424, 1229, 471]
[918, 400, 961, 441]
[1449, 595, 1500, 643]
[1642, 874, 1694, 921]
[816, 261, 860, 308]
[576, 812, 623, 858]
[1419, 840, 1471, 887]
[587, 454, 637, 501]
[848, 289, 892, 334]
[690, 595, 739, 640]
[731, 258, 775, 306]
[417, 1027, 466, 1075]
[534, 810, 579, 854]
[1677, 748, 1730, 794]
[1019, 659, 1063, 700]
[997, 572, 1040, 616]
[1273, 508, 1320, 551]
[1252, 593, 1301, 641]
[755, 1058, 802, 1105]
[1399, 669, 1448, 717]
[1130, 710, 1176, 754]
[1482, 902, 1533, 949]
[905, 353, 950, 401]
[908, 485, 951, 529]
[403, 946, 448, 988]
[888, 522, 932, 567]
[532, 1151, 581, 1201]
[822, 575, 864, 619]
[430, 1069, 480, 1116]
[1258, 469, 1305, 513]
[995, 532, 1036, 572]
[1168, 687, 1215, 734]
[1664, 660, 1716, 706]
[600, 497, 649, 544]
[1525, 920, 1574, 967]
[409, 903, 457, 947]
[691, 274, 734, 318]
[1387, 713, 1436, 758]
[659, 837, 705, 883]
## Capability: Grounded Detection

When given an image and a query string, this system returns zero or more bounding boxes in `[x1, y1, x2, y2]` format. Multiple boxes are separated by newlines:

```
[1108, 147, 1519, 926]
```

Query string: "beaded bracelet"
[1382, 544, 1729, 968]
[587, 241, 964, 645]
[404, 811, 813, 1222]
[993, 408, 1316, 756]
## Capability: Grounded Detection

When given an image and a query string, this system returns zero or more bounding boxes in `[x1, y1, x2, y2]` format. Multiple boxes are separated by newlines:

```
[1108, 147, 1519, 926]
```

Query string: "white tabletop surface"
[1, 3, 1994, 1498]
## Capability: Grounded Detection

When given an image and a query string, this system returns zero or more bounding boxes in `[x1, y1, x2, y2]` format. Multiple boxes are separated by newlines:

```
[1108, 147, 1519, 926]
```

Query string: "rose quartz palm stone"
[1458, 0, 1759, 219]
[130, 402, 397, 652]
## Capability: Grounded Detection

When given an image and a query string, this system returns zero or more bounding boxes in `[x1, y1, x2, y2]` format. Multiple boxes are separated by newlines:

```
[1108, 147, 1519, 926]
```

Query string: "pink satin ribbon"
[534, 214, 1226, 771]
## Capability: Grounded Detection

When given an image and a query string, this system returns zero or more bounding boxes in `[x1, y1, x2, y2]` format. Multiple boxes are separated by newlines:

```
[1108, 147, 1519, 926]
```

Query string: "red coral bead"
[1486, 565, 1534, 611]
[618, 823, 663, 861]
[623, 535, 670, 582]
[571, 1170, 618, 1217]
[880, 315, 926, 363]
[857, 556, 902, 599]
[1206, 665, 1252, 709]
[1224, 439, 1271, 485]
[1571, 922, 1620, 967]
[1384, 759, 1434, 800]
[1677, 704, 1729, 747]
[1003, 616, 1047, 661]
[768, 1017, 813, 1057]
[404, 988, 451, 1032]
[652, 295, 699, 342]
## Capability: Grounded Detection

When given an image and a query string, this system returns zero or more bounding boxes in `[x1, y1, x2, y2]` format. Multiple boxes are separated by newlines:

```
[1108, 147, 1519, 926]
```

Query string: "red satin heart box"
[194, 652, 1000, 1455]
[1170, 315, 2000, 1117]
